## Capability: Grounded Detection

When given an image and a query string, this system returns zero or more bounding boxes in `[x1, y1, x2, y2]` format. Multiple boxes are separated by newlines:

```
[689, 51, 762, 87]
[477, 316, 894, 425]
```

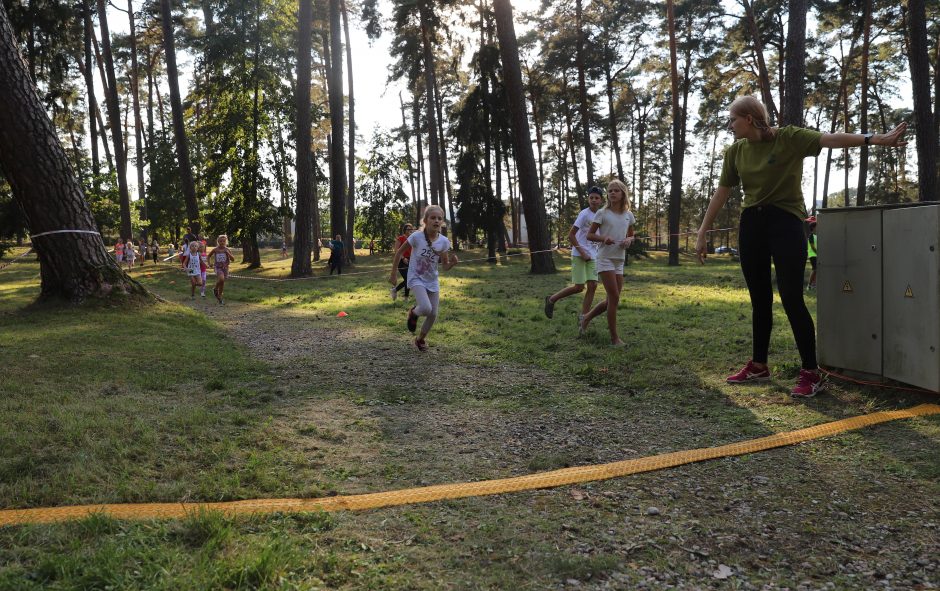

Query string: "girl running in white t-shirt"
[580, 179, 636, 345]
[388, 205, 458, 351]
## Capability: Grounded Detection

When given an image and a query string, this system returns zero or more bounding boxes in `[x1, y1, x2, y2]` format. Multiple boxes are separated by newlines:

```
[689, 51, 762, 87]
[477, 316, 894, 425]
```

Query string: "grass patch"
[1, 248, 938, 589]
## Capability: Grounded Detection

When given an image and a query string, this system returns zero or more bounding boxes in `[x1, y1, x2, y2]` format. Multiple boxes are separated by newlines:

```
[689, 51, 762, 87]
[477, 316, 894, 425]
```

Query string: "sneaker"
[544, 295, 555, 319]
[406, 306, 418, 333]
[390, 287, 398, 301]
[415, 337, 428, 352]
[578, 313, 584, 329]
[220, 299, 225, 305]
[726, 360, 771, 384]
[201, 293, 206, 298]
[791, 369, 825, 398]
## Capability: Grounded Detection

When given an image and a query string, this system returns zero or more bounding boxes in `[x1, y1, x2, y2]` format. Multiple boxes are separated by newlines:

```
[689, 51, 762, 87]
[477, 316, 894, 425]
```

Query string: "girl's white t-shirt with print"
[407, 231, 450, 292]
[593, 208, 636, 262]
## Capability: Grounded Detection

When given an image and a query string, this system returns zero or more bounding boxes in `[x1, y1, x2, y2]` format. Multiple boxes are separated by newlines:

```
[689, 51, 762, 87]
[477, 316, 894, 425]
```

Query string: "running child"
[580, 179, 636, 345]
[124, 239, 137, 270]
[390, 223, 415, 301]
[388, 205, 458, 351]
[181, 240, 207, 299]
[115, 239, 125, 265]
[208, 234, 234, 304]
[544, 186, 604, 325]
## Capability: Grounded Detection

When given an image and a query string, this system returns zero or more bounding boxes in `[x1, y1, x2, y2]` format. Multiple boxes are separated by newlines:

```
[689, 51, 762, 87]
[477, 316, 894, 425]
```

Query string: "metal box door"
[883, 205, 940, 391]
[817, 209, 883, 374]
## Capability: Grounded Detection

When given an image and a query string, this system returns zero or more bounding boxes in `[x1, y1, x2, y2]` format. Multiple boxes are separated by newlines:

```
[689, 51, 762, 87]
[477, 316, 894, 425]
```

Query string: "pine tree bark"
[0, 4, 146, 302]
[666, 0, 684, 266]
[341, 0, 356, 263]
[780, 0, 806, 126]
[292, 0, 314, 276]
[575, 0, 594, 185]
[127, 0, 148, 238]
[82, 0, 100, 185]
[96, 0, 133, 239]
[906, 0, 938, 202]
[857, 0, 871, 206]
[740, 0, 779, 124]
[493, 0, 555, 274]
[160, 0, 200, 234]
[418, 1, 441, 207]
[327, 0, 347, 240]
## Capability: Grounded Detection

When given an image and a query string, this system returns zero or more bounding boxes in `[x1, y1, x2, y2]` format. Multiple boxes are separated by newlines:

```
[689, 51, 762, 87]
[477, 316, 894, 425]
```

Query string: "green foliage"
[355, 131, 410, 250]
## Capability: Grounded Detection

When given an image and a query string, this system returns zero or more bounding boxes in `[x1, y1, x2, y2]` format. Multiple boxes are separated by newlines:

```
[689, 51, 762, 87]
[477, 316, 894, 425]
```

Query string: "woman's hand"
[695, 230, 708, 264]
[876, 122, 908, 148]
[604, 236, 615, 245]
[388, 273, 397, 285]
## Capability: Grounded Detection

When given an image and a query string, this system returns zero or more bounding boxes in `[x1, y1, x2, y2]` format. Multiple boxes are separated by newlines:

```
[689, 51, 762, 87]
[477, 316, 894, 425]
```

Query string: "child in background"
[388, 205, 458, 351]
[390, 223, 415, 301]
[124, 239, 137, 270]
[139, 241, 148, 266]
[208, 234, 234, 304]
[182, 240, 207, 299]
[115, 239, 125, 265]
[580, 179, 636, 345]
[544, 186, 604, 325]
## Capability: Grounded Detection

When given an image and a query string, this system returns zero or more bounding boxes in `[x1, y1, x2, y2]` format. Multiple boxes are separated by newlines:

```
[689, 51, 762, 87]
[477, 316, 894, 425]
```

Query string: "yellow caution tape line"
[2, 404, 938, 527]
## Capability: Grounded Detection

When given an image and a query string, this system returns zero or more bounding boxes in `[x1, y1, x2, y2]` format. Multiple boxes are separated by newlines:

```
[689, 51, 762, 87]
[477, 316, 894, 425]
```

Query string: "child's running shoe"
[726, 360, 771, 384]
[791, 369, 825, 398]
[407, 307, 418, 333]
[390, 287, 398, 301]
[544, 296, 555, 319]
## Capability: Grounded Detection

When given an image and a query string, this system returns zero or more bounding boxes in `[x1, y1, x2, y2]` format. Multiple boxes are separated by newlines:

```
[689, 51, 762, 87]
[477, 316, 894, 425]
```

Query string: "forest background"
[0, 0, 937, 272]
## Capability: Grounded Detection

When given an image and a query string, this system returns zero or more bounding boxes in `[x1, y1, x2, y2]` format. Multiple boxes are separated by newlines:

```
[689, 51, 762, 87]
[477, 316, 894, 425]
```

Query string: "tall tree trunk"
[159, 0, 200, 234]
[906, 0, 938, 202]
[96, 0, 133, 239]
[341, 0, 356, 263]
[666, 0, 683, 266]
[413, 89, 426, 223]
[0, 4, 146, 301]
[740, 0, 779, 124]
[780, 0, 806, 126]
[418, 2, 441, 206]
[82, 0, 100, 186]
[493, 0, 555, 273]
[245, 0, 262, 269]
[574, 0, 594, 185]
[605, 64, 625, 182]
[857, 0, 871, 206]
[433, 68, 455, 236]
[90, 23, 116, 177]
[399, 92, 418, 220]
[564, 95, 583, 208]
[327, 0, 346, 240]
[127, 0, 148, 240]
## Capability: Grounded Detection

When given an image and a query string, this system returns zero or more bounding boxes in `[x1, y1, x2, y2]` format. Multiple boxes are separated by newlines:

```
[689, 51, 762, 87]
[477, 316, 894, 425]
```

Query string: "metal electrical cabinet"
[883, 206, 940, 391]
[817, 202, 940, 392]
[817, 207, 883, 376]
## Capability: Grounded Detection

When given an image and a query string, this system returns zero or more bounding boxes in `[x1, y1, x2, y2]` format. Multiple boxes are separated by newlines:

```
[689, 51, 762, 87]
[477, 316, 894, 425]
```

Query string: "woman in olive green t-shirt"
[695, 95, 907, 398]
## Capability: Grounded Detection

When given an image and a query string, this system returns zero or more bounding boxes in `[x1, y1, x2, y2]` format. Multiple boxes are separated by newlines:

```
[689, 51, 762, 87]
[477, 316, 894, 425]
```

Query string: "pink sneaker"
[791, 369, 825, 398]
[726, 360, 771, 384]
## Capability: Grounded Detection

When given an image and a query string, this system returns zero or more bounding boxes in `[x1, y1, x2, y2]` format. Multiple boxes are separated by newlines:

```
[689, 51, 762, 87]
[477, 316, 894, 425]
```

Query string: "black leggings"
[394, 258, 410, 297]
[739, 205, 816, 369]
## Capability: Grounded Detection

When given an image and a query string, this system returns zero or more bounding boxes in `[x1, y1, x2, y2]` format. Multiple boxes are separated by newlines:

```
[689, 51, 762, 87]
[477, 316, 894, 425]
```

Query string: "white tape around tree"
[29, 229, 101, 239]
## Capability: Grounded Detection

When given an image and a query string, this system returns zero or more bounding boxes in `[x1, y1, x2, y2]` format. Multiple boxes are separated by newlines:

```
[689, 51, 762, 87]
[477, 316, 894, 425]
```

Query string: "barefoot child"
[580, 179, 636, 345]
[388, 205, 458, 351]
[208, 234, 234, 304]
[544, 186, 604, 325]
[182, 240, 207, 299]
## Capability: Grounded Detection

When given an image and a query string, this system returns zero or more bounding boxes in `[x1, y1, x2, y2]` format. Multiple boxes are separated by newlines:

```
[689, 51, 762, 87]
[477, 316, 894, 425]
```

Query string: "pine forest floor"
[0, 246, 938, 590]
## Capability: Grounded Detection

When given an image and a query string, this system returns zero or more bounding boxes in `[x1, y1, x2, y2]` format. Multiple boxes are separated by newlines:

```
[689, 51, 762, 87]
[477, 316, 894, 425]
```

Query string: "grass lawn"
[0, 246, 938, 590]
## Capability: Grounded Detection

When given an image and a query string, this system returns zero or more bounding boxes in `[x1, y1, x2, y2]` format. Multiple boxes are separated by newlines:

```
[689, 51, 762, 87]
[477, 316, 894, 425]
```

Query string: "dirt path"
[180, 296, 940, 590]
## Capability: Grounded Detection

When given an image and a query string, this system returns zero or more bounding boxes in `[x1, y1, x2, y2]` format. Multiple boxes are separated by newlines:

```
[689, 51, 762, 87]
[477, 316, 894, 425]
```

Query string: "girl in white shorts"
[581, 179, 636, 345]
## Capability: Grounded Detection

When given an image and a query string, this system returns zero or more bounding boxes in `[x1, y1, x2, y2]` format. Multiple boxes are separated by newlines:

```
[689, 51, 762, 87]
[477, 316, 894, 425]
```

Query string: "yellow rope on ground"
[2, 404, 938, 527]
